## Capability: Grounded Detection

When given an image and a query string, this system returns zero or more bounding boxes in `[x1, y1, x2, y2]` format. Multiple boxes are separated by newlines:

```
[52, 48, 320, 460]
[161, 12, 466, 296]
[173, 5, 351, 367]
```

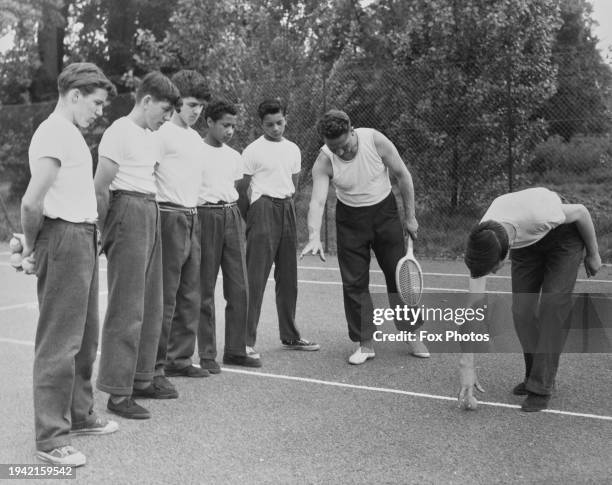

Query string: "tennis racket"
[395, 235, 424, 306]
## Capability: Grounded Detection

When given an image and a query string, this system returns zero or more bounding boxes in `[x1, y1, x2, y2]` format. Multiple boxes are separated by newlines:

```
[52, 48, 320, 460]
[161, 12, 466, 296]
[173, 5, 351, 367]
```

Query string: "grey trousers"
[97, 191, 163, 395]
[245, 196, 301, 347]
[198, 204, 248, 359]
[157, 208, 201, 371]
[33, 218, 99, 451]
[511, 223, 584, 395]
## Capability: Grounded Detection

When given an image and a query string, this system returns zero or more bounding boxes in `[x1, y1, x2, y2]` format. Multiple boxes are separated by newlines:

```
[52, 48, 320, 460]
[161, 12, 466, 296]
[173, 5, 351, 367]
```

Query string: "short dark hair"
[135, 71, 180, 105]
[257, 98, 285, 120]
[58, 62, 116, 97]
[464, 220, 509, 278]
[205, 99, 237, 122]
[170, 69, 211, 102]
[317, 109, 351, 139]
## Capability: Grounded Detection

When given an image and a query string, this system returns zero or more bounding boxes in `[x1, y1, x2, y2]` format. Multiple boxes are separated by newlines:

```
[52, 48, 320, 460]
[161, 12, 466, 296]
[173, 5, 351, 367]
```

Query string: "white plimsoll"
[35, 445, 86, 467]
[395, 236, 424, 306]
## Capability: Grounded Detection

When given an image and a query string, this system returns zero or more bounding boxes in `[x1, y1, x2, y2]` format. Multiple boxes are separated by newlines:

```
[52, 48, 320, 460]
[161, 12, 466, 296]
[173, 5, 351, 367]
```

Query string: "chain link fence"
[1, 61, 611, 260]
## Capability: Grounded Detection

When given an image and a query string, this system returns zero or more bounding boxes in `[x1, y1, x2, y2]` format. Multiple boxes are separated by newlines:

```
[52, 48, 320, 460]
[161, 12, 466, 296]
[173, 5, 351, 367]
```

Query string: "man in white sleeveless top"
[22, 63, 118, 466]
[94, 72, 180, 419]
[155, 70, 210, 381]
[301, 110, 429, 365]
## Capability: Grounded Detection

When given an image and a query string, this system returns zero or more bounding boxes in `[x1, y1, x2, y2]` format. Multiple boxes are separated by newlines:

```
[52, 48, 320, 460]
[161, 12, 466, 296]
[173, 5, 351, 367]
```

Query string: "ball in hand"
[9, 236, 23, 254]
[10, 252, 23, 269]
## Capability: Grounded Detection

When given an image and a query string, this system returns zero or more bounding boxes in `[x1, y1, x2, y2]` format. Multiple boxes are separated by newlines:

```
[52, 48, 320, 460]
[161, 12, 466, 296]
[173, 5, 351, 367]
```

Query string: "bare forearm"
[307, 200, 325, 241]
[397, 171, 416, 219]
[96, 191, 110, 231]
[459, 352, 474, 369]
[575, 207, 599, 256]
[20, 203, 44, 252]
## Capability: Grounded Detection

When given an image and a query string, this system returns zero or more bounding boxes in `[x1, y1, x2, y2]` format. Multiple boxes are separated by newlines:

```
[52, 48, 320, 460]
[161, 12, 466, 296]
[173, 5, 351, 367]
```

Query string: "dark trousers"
[156, 209, 201, 372]
[97, 191, 163, 395]
[245, 196, 301, 346]
[336, 193, 406, 343]
[511, 223, 584, 395]
[33, 219, 99, 451]
[198, 205, 248, 359]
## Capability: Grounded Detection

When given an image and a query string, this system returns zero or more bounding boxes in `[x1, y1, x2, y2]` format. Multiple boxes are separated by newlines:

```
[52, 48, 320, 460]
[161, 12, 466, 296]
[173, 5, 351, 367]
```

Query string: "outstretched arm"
[300, 152, 332, 261]
[373, 131, 418, 240]
[457, 276, 487, 410]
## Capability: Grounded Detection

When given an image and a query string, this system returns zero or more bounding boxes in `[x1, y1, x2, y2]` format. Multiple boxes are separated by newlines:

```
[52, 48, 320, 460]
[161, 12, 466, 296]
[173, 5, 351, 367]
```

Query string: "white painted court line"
[0, 337, 610, 422]
[297, 265, 612, 284]
[219, 367, 612, 422]
[0, 302, 39, 312]
[0, 291, 107, 313]
[2, 260, 611, 284]
[0, 281, 505, 313]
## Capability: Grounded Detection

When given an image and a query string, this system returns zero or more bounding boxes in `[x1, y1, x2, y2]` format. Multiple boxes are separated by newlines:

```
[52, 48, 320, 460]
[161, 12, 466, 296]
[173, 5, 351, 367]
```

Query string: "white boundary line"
[3, 260, 611, 284]
[3, 339, 607, 422]
[296, 265, 612, 285]
[0, 282, 493, 313]
[220, 368, 612, 421]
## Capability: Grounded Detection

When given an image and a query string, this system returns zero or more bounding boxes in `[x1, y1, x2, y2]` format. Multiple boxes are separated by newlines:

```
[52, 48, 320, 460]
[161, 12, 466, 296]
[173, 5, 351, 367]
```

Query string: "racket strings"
[398, 259, 423, 306]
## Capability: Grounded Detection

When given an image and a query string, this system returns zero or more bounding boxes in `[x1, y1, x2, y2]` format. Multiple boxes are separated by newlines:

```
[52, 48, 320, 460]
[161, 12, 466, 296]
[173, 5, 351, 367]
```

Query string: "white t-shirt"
[98, 116, 159, 194]
[198, 142, 244, 204]
[242, 136, 301, 203]
[28, 113, 97, 223]
[481, 188, 566, 249]
[155, 121, 205, 207]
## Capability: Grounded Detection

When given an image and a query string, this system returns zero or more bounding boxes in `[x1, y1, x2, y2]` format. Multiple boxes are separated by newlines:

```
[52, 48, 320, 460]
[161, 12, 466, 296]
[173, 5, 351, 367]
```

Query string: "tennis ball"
[9, 236, 23, 254]
[10, 252, 23, 269]
[461, 395, 479, 411]
[21, 255, 35, 275]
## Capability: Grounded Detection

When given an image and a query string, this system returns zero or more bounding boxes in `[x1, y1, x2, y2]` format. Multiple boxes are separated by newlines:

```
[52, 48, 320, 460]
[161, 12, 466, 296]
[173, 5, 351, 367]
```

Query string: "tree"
[386, 0, 561, 208]
[539, 0, 612, 140]
[30, 0, 71, 102]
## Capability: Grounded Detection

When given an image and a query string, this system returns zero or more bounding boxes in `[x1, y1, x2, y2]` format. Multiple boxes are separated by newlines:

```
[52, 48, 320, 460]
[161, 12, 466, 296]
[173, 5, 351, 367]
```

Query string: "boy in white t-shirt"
[154, 70, 210, 381]
[21, 63, 117, 466]
[241, 99, 319, 358]
[459, 187, 602, 412]
[197, 100, 261, 371]
[94, 72, 180, 420]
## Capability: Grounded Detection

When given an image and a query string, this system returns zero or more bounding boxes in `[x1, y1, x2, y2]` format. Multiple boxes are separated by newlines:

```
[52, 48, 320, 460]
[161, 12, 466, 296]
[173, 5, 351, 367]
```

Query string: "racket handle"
[406, 235, 413, 254]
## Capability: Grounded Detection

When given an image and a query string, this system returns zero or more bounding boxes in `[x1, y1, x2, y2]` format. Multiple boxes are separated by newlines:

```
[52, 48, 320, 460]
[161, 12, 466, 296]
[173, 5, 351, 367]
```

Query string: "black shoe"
[512, 382, 528, 396]
[281, 338, 321, 351]
[200, 359, 221, 374]
[223, 353, 262, 368]
[133, 380, 179, 399]
[521, 392, 550, 412]
[152, 375, 178, 392]
[165, 364, 210, 378]
[107, 397, 150, 419]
